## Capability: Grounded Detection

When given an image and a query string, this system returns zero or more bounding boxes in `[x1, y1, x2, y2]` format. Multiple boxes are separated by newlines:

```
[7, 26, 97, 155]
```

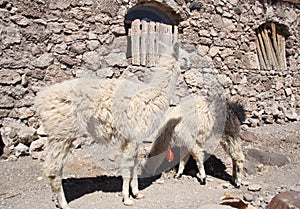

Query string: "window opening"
[255, 22, 288, 71]
[125, 5, 176, 34]
[125, 5, 178, 67]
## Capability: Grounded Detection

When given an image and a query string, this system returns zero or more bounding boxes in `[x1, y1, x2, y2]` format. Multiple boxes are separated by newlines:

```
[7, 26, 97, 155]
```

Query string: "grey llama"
[35, 44, 181, 208]
[144, 96, 246, 188]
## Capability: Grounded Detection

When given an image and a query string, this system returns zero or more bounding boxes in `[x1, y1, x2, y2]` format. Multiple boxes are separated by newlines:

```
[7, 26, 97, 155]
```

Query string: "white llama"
[144, 96, 246, 187]
[35, 43, 181, 208]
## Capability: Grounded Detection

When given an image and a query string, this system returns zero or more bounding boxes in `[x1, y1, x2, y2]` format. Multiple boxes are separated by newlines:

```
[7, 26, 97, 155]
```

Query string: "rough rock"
[1, 119, 37, 146]
[0, 69, 22, 85]
[14, 143, 29, 157]
[96, 67, 114, 78]
[209, 47, 220, 57]
[105, 52, 126, 67]
[240, 131, 257, 142]
[0, 95, 15, 108]
[82, 51, 103, 70]
[32, 53, 54, 69]
[285, 110, 298, 121]
[48, 1, 70, 10]
[9, 107, 35, 119]
[198, 204, 233, 209]
[243, 160, 257, 175]
[29, 137, 46, 153]
[244, 194, 255, 202]
[184, 68, 205, 87]
[86, 40, 100, 51]
[246, 148, 289, 167]
[57, 55, 77, 66]
[10, 15, 31, 26]
[248, 184, 262, 192]
[1, 25, 21, 47]
[44, 66, 73, 83]
[266, 191, 300, 209]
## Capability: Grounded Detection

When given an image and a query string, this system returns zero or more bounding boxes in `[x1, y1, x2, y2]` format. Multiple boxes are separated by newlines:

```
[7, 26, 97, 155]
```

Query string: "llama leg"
[232, 158, 244, 188]
[175, 147, 190, 178]
[120, 141, 139, 205]
[44, 139, 73, 209]
[220, 135, 244, 188]
[121, 176, 133, 206]
[130, 158, 145, 200]
[190, 144, 206, 185]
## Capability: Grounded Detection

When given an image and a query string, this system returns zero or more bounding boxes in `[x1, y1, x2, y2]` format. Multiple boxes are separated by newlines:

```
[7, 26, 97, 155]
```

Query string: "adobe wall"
[0, 0, 299, 155]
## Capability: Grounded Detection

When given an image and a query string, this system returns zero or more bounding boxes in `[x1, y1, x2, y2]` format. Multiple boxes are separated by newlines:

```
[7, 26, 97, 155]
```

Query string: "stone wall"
[177, 0, 300, 126]
[0, 0, 299, 156]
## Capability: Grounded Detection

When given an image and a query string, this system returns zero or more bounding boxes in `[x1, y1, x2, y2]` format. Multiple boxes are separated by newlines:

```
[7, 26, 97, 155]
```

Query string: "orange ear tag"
[167, 147, 174, 162]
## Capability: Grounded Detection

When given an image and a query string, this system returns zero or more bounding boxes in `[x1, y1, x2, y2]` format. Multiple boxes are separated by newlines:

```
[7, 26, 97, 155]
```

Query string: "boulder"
[240, 131, 257, 142]
[246, 148, 289, 167]
[266, 191, 300, 209]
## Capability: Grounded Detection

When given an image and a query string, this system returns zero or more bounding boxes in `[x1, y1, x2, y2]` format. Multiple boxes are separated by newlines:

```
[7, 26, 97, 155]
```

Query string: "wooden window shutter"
[128, 19, 178, 67]
[255, 22, 287, 71]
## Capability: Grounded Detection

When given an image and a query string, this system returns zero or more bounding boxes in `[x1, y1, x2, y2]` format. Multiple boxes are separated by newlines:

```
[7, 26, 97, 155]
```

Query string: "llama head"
[154, 41, 184, 75]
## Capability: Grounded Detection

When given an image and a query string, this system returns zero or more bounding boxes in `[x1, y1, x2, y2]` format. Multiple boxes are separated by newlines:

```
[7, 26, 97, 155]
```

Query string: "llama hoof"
[231, 179, 241, 188]
[62, 205, 73, 209]
[174, 173, 182, 179]
[56, 202, 73, 209]
[197, 177, 206, 185]
[200, 178, 206, 185]
[133, 193, 145, 199]
[123, 198, 134, 206]
[232, 182, 241, 189]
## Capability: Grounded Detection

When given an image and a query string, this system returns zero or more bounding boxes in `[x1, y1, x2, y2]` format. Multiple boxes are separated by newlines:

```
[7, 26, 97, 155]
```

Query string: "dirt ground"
[1, 122, 300, 209]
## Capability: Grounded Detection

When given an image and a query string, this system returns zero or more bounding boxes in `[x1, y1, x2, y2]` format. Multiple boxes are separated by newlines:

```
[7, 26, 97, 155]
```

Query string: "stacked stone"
[0, 0, 299, 157]
[178, 0, 300, 126]
[0, 0, 128, 156]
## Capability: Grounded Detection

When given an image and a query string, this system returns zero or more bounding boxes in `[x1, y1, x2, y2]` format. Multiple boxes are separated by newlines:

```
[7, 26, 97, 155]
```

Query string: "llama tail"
[209, 94, 246, 140]
[227, 101, 246, 124]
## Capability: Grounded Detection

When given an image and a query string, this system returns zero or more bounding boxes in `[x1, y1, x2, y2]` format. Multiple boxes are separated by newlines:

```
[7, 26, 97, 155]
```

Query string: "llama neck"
[148, 63, 179, 95]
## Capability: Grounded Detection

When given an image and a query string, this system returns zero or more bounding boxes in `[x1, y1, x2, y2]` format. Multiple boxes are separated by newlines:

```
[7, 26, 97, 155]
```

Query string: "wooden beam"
[271, 23, 280, 60]
[140, 20, 148, 66]
[257, 28, 271, 69]
[277, 33, 287, 71]
[147, 21, 156, 67]
[131, 19, 141, 66]
[255, 35, 267, 70]
[261, 27, 279, 70]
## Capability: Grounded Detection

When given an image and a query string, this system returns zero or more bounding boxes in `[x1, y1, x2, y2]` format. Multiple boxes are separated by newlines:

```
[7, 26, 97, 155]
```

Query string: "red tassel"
[167, 147, 174, 162]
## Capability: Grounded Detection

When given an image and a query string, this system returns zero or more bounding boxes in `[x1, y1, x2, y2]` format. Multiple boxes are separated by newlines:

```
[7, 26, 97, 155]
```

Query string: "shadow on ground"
[63, 152, 231, 203]
[182, 152, 232, 183]
[0, 134, 4, 157]
[63, 174, 160, 203]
